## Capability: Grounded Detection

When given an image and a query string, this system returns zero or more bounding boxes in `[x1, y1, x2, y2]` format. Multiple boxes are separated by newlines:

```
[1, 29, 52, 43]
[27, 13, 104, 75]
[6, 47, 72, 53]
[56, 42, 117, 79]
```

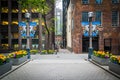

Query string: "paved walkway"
[1, 49, 120, 80]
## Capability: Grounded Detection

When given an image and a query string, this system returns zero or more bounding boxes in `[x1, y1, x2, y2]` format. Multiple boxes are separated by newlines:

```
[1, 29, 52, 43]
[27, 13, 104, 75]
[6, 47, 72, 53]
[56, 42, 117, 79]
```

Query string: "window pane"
[82, 12, 88, 22]
[95, 11, 101, 23]
[96, 0, 102, 4]
[12, 1, 18, 9]
[112, 11, 118, 26]
[112, 0, 119, 4]
[82, 0, 89, 4]
[1, 1, 8, 7]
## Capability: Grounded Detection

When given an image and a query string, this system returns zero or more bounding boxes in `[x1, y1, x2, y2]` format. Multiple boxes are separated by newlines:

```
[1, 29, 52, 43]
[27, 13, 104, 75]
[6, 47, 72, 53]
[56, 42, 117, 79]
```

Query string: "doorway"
[82, 36, 99, 52]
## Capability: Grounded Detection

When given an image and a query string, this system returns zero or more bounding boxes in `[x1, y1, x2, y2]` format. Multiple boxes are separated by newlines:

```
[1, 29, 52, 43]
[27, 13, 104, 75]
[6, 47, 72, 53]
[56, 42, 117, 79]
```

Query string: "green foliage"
[8, 50, 27, 58]
[110, 55, 120, 65]
[48, 50, 55, 54]
[93, 50, 112, 59]
[41, 50, 47, 54]
[41, 50, 55, 54]
[0, 54, 10, 65]
[18, 0, 54, 15]
[30, 49, 39, 54]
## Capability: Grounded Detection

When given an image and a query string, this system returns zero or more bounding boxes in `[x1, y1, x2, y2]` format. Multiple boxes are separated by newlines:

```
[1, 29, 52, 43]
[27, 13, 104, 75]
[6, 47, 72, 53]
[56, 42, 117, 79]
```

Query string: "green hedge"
[41, 50, 55, 54]
[30, 49, 39, 54]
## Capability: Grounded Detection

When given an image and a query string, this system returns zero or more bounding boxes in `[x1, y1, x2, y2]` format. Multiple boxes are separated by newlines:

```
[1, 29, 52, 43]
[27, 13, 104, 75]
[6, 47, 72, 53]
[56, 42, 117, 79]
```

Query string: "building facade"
[62, 0, 70, 48]
[0, 0, 54, 52]
[69, 0, 120, 54]
[66, 0, 73, 51]
[55, 7, 63, 47]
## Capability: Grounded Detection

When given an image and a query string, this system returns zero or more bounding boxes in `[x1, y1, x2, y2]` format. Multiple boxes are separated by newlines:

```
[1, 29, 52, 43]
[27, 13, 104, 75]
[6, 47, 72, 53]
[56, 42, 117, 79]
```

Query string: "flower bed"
[30, 49, 39, 55]
[109, 55, 120, 75]
[91, 51, 111, 65]
[0, 54, 12, 76]
[41, 50, 55, 54]
[8, 50, 27, 65]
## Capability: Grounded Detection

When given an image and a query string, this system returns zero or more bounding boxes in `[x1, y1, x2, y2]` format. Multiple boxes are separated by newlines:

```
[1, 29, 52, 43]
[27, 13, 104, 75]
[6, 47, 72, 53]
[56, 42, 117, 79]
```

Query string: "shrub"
[110, 55, 120, 65]
[93, 50, 112, 58]
[8, 50, 27, 58]
[30, 49, 39, 54]
[41, 50, 55, 54]
[48, 50, 55, 54]
[41, 50, 47, 54]
[0, 54, 10, 65]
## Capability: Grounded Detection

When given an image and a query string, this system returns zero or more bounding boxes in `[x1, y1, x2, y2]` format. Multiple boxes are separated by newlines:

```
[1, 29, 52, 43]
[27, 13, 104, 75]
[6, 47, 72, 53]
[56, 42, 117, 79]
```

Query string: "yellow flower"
[0, 54, 7, 62]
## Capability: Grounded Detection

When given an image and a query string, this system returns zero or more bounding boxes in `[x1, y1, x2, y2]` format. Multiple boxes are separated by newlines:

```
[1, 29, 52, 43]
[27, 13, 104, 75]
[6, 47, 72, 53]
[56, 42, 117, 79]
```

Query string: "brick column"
[99, 30, 104, 51]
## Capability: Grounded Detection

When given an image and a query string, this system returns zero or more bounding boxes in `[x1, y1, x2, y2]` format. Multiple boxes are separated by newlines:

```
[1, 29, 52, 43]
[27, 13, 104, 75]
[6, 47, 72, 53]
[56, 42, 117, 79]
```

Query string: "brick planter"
[11, 56, 27, 65]
[91, 55, 109, 66]
[109, 61, 120, 75]
[0, 62, 12, 76]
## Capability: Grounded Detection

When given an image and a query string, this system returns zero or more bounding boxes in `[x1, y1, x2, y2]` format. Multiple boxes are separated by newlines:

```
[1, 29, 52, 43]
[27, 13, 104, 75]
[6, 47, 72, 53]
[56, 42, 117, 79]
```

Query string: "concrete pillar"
[8, 0, 12, 49]
[0, 1, 1, 46]
[18, 1, 22, 50]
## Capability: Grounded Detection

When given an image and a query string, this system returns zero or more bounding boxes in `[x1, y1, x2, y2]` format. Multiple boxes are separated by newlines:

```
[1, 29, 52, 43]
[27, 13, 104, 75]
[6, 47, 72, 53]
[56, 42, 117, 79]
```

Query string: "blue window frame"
[82, 0, 89, 4]
[95, 0, 102, 4]
[95, 11, 102, 24]
[112, 11, 119, 26]
[82, 12, 88, 22]
[112, 0, 119, 4]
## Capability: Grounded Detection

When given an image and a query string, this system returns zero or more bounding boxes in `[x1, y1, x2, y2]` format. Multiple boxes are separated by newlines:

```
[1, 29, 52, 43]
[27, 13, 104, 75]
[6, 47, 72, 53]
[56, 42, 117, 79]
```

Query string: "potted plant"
[8, 50, 27, 65]
[91, 51, 111, 65]
[109, 55, 120, 75]
[0, 54, 12, 76]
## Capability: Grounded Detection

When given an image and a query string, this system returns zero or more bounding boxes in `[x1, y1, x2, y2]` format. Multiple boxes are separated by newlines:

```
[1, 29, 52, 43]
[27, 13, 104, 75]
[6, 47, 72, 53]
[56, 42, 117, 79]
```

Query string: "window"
[1, 1, 8, 7]
[82, 0, 89, 4]
[95, 0, 102, 4]
[31, 13, 38, 18]
[112, 0, 119, 4]
[112, 11, 119, 26]
[12, 13, 18, 19]
[12, 1, 18, 9]
[1, 13, 8, 20]
[82, 12, 88, 22]
[95, 11, 102, 25]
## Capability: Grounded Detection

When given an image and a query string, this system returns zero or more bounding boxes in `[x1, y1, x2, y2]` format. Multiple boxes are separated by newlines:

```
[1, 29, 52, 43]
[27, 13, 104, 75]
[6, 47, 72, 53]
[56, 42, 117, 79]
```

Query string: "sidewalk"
[1, 50, 120, 80]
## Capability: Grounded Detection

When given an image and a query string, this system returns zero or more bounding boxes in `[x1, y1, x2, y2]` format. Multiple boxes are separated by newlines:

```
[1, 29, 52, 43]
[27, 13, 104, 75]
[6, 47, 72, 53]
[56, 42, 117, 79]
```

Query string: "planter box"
[0, 62, 12, 76]
[109, 61, 120, 75]
[91, 55, 109, 66]
[11, 56, 27, 65]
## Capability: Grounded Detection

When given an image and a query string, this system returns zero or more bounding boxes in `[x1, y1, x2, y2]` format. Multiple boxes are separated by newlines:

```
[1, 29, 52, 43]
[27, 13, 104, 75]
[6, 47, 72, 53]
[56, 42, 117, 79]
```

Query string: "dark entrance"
[82, 36, 99, 52]
[104, 38, 112, 52]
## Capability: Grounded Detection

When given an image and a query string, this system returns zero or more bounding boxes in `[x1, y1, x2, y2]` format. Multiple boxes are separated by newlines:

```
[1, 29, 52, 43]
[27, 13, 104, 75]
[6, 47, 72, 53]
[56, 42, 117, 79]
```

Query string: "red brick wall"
[72, 0, 120, 54]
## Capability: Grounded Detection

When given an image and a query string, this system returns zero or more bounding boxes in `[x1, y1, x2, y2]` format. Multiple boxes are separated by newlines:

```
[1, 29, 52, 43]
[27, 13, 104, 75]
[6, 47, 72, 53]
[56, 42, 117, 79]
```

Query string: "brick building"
[69, 0, 120, 54]
[0, 0, 54, 52]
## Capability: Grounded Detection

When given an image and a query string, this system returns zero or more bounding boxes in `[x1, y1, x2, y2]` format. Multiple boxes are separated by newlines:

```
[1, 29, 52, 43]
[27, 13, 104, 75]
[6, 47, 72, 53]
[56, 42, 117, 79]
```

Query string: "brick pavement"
[1, 50, 120, 80]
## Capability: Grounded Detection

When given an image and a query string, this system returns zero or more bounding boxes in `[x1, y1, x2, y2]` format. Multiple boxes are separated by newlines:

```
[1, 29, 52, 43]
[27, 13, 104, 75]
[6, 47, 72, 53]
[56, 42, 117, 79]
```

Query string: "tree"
[18, 0, 55, 52]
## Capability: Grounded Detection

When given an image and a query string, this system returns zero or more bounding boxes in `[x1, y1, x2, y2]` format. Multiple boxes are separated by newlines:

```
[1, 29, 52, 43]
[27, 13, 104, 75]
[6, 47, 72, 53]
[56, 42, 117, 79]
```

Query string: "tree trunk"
[38, 13, 42, 52]
[42, 14, 50, 53]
